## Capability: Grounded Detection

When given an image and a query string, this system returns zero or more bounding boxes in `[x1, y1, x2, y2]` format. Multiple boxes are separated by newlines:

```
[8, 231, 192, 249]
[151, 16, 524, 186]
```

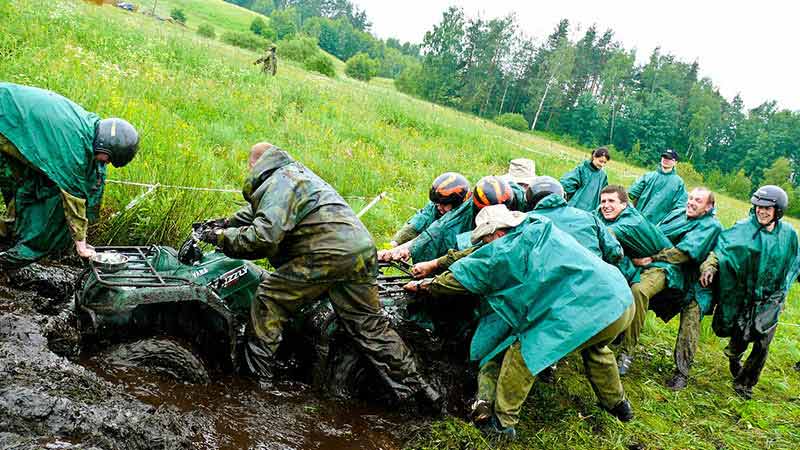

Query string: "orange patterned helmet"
[429, 172, 470, 206]
[472, 176, 513, 209]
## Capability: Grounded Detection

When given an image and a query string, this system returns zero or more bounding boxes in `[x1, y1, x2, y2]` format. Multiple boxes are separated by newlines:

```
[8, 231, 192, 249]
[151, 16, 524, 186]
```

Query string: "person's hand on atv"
[199, 228, 223, 245]
[412, 260, 438, 279]
[75, 240, 96, 259]
[403, 279, 431, 294]
[377, 249, 394, 262]
[204, 217, 229, 229]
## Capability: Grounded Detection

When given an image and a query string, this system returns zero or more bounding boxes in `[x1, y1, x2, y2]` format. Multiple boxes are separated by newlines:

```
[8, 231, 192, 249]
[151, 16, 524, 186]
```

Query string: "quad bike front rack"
[377, 260, 414, 296]
[88, 246, 192, 288]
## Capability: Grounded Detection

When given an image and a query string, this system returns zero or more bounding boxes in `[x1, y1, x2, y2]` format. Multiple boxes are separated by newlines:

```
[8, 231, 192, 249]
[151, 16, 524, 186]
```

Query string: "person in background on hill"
[628, 149, 687, 224]
[0, 82, 139, 271]
[382, 172, 470, 250]
[404, 205, 635, 440]
[503, 158, 536, 191]
[613, 187, 720, 377]
[560, 146, 610, 212]
[254, 45, 277, 76]
[200, 142, 441, 411]
[700, 185, 800, 399]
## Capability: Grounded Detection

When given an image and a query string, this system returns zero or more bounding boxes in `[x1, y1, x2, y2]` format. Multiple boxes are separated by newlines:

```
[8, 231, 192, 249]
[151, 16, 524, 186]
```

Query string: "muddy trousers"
[246, 271, 423, 399]
[621, 268, 666, 354]
[724, 326, 777, 388]
[478, 303, 635, 428]
[673, 300, 701, 377]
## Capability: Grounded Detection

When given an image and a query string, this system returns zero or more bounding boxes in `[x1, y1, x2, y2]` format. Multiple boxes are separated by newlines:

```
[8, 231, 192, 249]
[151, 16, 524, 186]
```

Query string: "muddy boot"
[729, 357, 742, 379]
[665, 371, 688, 391]
[603, 399, 634, 422]
[732, 382, 752, 400]
[617, 353, 633, 376]
[482, 415, 516, 442]
[469, 398, 492, 424]
[241, 339, 279, 380]
[415, 382, 444, 416]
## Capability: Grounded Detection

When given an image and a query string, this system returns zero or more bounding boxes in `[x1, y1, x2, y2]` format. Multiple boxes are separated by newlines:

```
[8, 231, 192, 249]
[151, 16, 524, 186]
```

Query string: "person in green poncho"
[699, 185, 800, 399]
[404, 205, 635, 439]
[560, 147, 610, 212]
[383, 172, 470, 249]
[628, 149, 688, 224]
[199, 142, 441, 409]
[612, 187, 720, 376]
[381, 176, 524, 263]
[0, 83, 139, 270]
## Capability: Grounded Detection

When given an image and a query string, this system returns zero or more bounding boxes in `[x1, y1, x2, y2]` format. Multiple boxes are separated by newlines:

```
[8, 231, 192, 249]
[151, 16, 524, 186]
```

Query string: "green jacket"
[0, 83, 101, 200]
[219, 149, 376, 282]
[391, 201, 440, 244]
[560, 160, 608, 212]
[648, 208, 723, 319]
[628, 167, 687, 224]
[410, 200, 477, 263]
[711, 214, 800, 338]
[450, 215, 632, 376]
[532, 194, 622, 264]
[596, 205, 672, 282]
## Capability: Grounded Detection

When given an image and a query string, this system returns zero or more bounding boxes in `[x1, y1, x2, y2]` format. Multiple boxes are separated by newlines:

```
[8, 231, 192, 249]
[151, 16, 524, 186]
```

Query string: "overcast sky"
[350, 0, 799, 111]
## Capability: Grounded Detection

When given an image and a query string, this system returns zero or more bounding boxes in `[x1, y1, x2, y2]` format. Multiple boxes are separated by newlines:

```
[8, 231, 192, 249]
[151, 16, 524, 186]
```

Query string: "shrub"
[304, 54, 335, 77]
[493, 113, 529, 132]
[278, 34, 318, 63]
[395, 62, 422, 96]
[250, 17, 267, 36]
[196, 23, 215, 39]
[221, 31, 269, 52]
[270, 7, 299, 40]
[345, 52, 378, 82]
[169, 8, 186, 25]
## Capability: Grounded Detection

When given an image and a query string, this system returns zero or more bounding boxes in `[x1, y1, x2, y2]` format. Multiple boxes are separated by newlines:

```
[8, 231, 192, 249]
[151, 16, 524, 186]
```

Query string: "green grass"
[2, 0, 800, 449]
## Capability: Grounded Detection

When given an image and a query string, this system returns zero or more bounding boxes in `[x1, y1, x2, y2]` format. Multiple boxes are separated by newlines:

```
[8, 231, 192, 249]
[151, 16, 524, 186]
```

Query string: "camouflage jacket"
[219, 149, 376, 282]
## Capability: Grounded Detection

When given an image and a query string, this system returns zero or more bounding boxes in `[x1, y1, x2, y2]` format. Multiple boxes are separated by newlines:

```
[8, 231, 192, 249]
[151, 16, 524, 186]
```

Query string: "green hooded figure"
[628, 153, 687, 224]
[561, 159, 609, 212]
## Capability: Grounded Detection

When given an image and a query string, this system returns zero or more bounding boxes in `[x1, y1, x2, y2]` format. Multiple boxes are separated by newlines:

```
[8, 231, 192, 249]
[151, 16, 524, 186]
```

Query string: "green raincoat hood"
[0, 83, 101, 199]
[450, 215, 633, 376]
[560, 159, 608, 212]
[711, 214, 800, 337]
[242, 148, 294, 202]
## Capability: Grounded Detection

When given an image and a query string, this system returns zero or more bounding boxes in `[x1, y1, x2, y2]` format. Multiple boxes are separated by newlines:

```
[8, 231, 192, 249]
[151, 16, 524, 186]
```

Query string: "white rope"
[356, 191, 387, 218]
[106, 179, 240, 193]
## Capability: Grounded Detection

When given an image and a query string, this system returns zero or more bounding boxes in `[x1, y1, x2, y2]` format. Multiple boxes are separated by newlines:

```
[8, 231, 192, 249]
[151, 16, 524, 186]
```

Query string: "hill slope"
[1, 0, 800, 449]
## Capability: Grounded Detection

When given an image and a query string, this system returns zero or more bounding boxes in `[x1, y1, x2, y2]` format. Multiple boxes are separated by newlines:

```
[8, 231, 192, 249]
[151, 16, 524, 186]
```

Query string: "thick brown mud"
[0, 263, 473, 449]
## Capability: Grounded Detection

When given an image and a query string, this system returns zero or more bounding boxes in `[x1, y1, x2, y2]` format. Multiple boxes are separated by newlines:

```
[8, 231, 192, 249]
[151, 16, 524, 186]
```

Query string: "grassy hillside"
[2, 0, 799, 449]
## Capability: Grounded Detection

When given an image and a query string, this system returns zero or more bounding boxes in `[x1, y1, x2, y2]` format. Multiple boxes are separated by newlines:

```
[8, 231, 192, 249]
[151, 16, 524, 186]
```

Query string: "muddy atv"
[75, 228, 476, 404]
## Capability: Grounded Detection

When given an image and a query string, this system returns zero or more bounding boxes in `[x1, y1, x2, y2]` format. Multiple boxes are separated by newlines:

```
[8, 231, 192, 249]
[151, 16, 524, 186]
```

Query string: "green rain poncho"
[406, 202, 439, 233]
[711, 214, 800, 338]
[628, 167, 688, 224]
[0, 83, 101, 199]
[450, 215, 633, 376]
[648, 207, 723, 319]
[596, 205, 672, 282]
[560, 160, 608, 212]
[532, 193, 622, 264]
[410, 200, 477, 263]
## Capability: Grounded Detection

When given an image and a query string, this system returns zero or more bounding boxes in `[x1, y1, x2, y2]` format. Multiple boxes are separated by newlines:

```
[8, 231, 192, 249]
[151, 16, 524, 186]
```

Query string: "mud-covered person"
[200, 142, 441, 410]
[0, 82, 139, 270]
[404, 205, 635, 440]
[700, 185, 800, 399]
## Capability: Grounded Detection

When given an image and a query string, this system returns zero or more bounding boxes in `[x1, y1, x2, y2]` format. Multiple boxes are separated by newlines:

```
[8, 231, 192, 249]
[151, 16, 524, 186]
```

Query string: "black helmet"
[525, 176, 564, 209]
[94, 118, 139, 167]
[751, 185, 789, 220]
[473, 176, 513, 210]
[429, 172, 470, 206]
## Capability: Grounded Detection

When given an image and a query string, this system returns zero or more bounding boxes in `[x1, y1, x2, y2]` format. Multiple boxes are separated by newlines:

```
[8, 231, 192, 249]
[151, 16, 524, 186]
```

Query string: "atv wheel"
[102, 338, 210, 384]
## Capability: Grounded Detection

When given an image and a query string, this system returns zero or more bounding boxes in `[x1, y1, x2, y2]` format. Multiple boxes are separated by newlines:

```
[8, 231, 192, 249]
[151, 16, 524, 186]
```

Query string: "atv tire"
[102, 338, 210, 384]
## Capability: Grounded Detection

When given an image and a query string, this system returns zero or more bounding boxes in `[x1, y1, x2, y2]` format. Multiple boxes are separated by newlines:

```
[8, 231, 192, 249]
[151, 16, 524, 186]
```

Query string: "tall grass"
[2, 0, 800, 448]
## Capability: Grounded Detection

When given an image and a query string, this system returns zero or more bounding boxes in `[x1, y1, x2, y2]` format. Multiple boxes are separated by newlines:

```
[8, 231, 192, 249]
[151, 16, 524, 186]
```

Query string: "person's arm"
[628, 174, 647, 204]
[59, 190, 94, 257]
[410, 246, 478, 278]
[632, 247, 689, 267]
[227, 204, 255, 228]
[429, 271, 470, 296]
[391, 223, 420, 247]
[699, 251, 719, 287]
[559, 165, 582, 200]
[597, 220, 624, 265]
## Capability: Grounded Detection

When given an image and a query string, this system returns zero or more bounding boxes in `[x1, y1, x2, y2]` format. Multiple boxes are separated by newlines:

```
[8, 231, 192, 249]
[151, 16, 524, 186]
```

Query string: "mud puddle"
[82, 357, 417, 450]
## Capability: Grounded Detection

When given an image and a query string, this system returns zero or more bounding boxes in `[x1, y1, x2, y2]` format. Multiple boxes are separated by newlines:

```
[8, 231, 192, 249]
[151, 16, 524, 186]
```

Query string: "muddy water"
[82, 358, 416, 450]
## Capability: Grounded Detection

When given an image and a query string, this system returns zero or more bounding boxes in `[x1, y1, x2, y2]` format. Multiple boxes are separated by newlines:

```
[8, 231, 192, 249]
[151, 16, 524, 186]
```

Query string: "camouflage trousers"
[245, 269, 424, 399]
[673, 300, 701, 377]
[621, 268, 666, 354]
[478, 302, 635, 428]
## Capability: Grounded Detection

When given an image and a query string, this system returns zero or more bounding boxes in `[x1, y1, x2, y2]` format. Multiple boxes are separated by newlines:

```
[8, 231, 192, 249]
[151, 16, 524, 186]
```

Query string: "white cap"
[507, 158, 537, 186]
[471, 204, 527, 243]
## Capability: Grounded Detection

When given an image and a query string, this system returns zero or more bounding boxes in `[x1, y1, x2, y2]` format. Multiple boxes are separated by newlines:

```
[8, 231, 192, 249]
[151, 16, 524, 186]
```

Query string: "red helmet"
[473, 176, 513, 209]
[429, 172, 470, 206]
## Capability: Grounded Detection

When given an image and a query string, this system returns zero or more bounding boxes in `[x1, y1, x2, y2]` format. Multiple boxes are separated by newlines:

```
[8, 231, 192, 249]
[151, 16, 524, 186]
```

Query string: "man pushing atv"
[198, 142, 441, 410]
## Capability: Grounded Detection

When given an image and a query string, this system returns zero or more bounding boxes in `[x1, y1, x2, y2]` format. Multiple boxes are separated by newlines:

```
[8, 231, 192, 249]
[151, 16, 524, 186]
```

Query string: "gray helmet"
[751, 185, 789, 220]
[525, 176, 564, 209]
[94, 118, 139, 167]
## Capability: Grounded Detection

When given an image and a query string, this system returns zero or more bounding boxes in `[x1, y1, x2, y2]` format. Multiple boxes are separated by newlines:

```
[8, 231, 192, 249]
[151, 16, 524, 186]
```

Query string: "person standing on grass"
[0, 82, 139, 270]
[628, 148, 687, 224]
[254, 45, 277, 76]
[404, 205, 635, 440]
[382, 172, 470, 250]
[199, 142, 442, 411]
[560, 146, 610, 212]
[699, 185, 800, 399]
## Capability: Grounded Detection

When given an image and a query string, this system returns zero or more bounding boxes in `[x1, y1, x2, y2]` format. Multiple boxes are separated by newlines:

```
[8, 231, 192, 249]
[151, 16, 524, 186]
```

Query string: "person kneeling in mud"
[200, 142, 440, 410]
[404, 205, 635, 440]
